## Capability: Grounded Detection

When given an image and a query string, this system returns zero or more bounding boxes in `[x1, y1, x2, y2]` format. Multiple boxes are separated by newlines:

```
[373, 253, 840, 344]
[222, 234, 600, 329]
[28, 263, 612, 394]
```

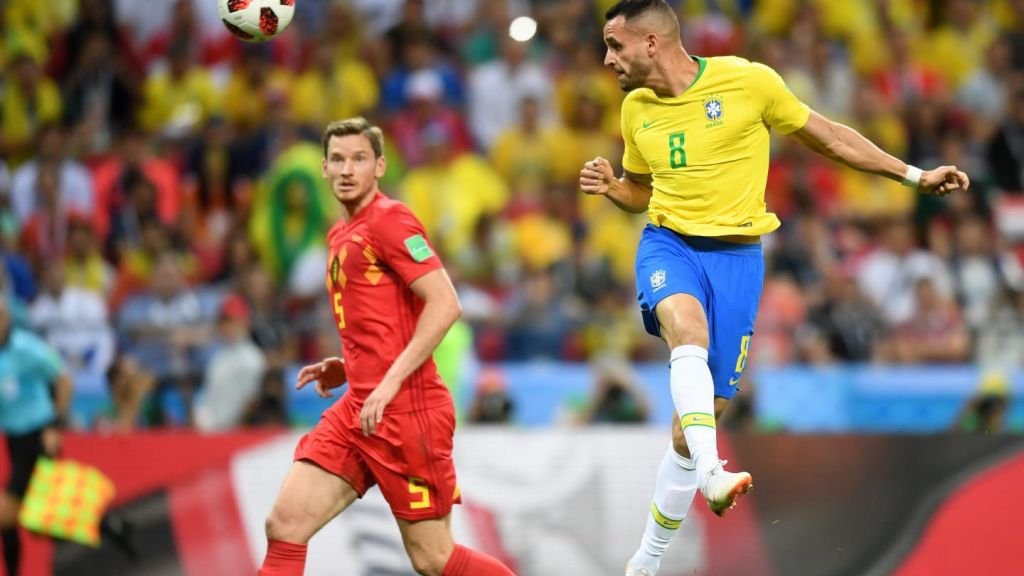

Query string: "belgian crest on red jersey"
[330, 255, 340, 287]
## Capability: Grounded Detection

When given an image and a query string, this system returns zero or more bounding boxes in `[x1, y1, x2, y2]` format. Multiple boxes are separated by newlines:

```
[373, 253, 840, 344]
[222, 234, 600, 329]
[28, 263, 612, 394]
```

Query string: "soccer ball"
[219, 0, 295, 43]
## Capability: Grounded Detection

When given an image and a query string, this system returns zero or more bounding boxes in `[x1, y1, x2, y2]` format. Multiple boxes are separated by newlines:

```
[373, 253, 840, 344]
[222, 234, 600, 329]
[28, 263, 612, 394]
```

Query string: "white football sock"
[628, 446, 698, 573]
[670, 345, 719, 487]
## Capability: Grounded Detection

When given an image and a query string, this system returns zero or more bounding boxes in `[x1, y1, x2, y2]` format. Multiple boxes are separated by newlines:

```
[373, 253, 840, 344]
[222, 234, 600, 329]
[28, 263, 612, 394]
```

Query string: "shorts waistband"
[654, 225, 762, 253]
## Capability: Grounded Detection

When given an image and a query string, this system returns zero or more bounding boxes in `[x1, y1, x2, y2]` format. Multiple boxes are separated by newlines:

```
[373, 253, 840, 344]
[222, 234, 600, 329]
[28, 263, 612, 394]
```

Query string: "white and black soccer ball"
[219, 0, 295, 43]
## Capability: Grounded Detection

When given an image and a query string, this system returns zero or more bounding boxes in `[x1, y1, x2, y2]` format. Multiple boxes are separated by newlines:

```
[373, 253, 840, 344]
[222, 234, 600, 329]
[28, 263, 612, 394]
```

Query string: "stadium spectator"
[222, 45, 292, 133]
[63, 215, 114, 296]
[954, 372, 1011, 434]
[116, 251, 214, 424]
[957, 36, 1016, 124]
[380, 29, 463, 114]
[1, 51, 63, 167]
[242, 369, 289, 427]
[29, 261, 115, 377]
[58, 29, 140, 155]
[877, 276, 971, 364]
[17, 167, 75, 272]
[289, 37, 380, 132]
[948, 216, 1024, 331]
[193, 293, 266, 431]
[48, 0, 142, 82]
[137, 37, 221, 140]
[94, 355, 155, 432]
[388, 68, 474, 168]
[399, 120, 508, 257]
[138, 0, 235, 74]
[91, 125, 181, 241]
[857, 218, 954, 325]
[467, 367, 515, 424]
[490, 95, 573, 199]
[987, 86, 1024, 193]
[502, 266, 580, 361]
[9, 123, 95, 227]
[804, 269, 887, 363]
[579, 358, 649, 424]
[238, 264, 295, 372]
[467, 34, 554, 150]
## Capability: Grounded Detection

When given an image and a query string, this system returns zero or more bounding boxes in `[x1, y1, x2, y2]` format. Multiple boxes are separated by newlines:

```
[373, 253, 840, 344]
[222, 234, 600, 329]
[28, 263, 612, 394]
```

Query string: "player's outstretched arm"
[358, 268, 461, 435]
[580, 156, 653, 213]
[791, 111, 970, 196]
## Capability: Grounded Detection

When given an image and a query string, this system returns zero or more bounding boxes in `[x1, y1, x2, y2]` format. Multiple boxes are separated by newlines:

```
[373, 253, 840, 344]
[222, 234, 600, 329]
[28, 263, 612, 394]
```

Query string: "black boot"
[100, 513, 138, 561]
[1, 527, 20, 576]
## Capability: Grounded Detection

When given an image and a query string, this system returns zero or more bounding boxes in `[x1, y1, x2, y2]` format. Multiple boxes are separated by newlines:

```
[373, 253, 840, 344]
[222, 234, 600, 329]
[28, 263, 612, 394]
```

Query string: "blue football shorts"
[634, 224, 765, 400]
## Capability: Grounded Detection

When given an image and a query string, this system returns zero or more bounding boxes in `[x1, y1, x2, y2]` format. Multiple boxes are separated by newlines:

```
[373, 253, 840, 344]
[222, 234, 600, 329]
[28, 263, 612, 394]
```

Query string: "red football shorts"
[294, 395, 461, 521]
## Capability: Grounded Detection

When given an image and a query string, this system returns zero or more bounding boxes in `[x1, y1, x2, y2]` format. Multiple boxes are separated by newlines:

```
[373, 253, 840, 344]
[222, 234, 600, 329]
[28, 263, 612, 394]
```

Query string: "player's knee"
[407, 544, 449, 576]
[662, 320, 709, 350]
[264, 505, 308, 544]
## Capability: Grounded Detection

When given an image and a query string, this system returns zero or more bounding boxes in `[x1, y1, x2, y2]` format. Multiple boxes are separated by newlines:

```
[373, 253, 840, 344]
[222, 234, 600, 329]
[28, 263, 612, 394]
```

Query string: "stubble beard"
[620, 60, 651, 92]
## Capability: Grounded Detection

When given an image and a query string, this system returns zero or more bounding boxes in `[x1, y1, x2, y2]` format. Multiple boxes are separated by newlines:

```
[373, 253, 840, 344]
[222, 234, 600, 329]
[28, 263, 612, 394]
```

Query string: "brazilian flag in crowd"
[249, 142, 340, 283]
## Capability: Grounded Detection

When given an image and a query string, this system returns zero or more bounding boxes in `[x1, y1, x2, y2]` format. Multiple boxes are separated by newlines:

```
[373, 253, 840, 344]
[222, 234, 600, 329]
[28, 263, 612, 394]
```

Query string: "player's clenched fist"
[580, 156, 615, 195]
[295, 356, 347, 398]
[919, 165, 970, 197]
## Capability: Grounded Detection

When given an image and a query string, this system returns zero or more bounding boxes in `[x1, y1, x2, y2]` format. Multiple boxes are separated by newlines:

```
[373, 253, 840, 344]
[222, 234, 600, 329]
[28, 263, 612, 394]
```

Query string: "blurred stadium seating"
[2, 0, 1023, 574]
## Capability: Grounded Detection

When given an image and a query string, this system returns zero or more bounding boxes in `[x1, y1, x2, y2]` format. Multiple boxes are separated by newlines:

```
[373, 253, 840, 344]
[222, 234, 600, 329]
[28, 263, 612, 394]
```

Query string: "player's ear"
[646, 33, 658, 56]
[322, 159, 328, 179]
[375, 155, 387, 179]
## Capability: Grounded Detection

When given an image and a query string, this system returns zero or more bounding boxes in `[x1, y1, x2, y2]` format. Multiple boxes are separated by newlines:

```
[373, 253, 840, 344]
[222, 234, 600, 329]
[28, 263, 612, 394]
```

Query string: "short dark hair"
[605, 0, 676, 23]
[321, 117, 384, 159]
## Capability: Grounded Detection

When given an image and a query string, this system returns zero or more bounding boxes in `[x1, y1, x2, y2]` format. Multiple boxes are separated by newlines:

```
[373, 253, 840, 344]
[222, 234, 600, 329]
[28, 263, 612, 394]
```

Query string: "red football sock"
[441, 544, 515, 576]
[258, 539, 308, 575]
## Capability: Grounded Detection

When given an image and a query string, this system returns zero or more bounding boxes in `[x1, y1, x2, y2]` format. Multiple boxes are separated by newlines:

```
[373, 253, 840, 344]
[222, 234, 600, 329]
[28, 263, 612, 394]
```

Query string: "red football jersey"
[323, 192, 451, 414]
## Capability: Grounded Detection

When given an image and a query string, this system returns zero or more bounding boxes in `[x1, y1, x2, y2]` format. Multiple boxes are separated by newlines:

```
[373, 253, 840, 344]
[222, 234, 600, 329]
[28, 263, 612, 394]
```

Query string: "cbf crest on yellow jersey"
[621, 56, 810, 237]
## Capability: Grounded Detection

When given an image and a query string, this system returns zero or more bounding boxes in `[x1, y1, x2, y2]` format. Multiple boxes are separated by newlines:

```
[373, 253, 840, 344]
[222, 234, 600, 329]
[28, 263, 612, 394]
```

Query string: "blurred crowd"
[0, 0, 1023, 429]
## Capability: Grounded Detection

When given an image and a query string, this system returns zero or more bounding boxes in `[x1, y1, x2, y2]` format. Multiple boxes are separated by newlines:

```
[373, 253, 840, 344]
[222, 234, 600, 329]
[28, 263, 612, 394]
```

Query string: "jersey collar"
[684, 55, 706, 95]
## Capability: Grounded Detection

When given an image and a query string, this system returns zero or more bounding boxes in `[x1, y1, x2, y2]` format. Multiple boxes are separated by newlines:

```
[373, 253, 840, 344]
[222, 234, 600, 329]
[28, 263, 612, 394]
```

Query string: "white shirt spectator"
[10, 160, 94, 224]
[953, 253, 1024, 329]
[858, 249, 953, 325]
[194, 340, 266, 431]
[30, 286, 115, 377]
[468, 48, 554, 150]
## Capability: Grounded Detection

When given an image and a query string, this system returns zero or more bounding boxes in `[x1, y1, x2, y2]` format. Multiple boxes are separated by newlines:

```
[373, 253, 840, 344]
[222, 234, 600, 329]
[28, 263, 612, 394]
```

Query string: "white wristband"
[901, 165, 922, 188]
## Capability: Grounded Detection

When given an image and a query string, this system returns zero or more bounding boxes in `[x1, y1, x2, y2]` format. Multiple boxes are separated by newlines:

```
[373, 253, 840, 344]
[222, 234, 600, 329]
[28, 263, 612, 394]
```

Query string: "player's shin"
[258, 539, 308, 576]
[669, 345, 719, 487]
[628, 446, 698, 574]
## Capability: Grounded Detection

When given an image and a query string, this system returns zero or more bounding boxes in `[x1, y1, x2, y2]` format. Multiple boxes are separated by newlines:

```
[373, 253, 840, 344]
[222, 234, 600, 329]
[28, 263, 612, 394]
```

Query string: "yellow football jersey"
[621, 56, 810, 238]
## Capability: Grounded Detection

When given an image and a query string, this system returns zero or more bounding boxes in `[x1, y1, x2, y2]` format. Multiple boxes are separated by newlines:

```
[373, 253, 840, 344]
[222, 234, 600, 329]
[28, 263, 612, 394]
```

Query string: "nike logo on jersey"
[642, 120, 656, 129]
[729, 377, 741, 387]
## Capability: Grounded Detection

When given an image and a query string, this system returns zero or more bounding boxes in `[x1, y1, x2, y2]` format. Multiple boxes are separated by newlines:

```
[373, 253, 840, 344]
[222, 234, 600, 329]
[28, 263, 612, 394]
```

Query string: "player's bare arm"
[358, 268, 462, 435]
[295, 357, 347, 399]
[792, 110, 971, 196]
[580, 156, 653, 213]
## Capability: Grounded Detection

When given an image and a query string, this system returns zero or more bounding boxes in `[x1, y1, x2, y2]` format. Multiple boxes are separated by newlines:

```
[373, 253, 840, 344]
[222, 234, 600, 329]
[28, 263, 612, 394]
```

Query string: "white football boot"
[700, 460, 753, 517]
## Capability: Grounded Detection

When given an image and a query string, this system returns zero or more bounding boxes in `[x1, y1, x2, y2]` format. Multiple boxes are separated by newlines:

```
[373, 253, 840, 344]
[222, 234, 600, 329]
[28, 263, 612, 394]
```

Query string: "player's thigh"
[396, 515, 454, 575]
[266, 460, 360, 542]
[635, 225, 709, 348]
[655, 293, 709, 349]
[671, 398, 731, 457]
